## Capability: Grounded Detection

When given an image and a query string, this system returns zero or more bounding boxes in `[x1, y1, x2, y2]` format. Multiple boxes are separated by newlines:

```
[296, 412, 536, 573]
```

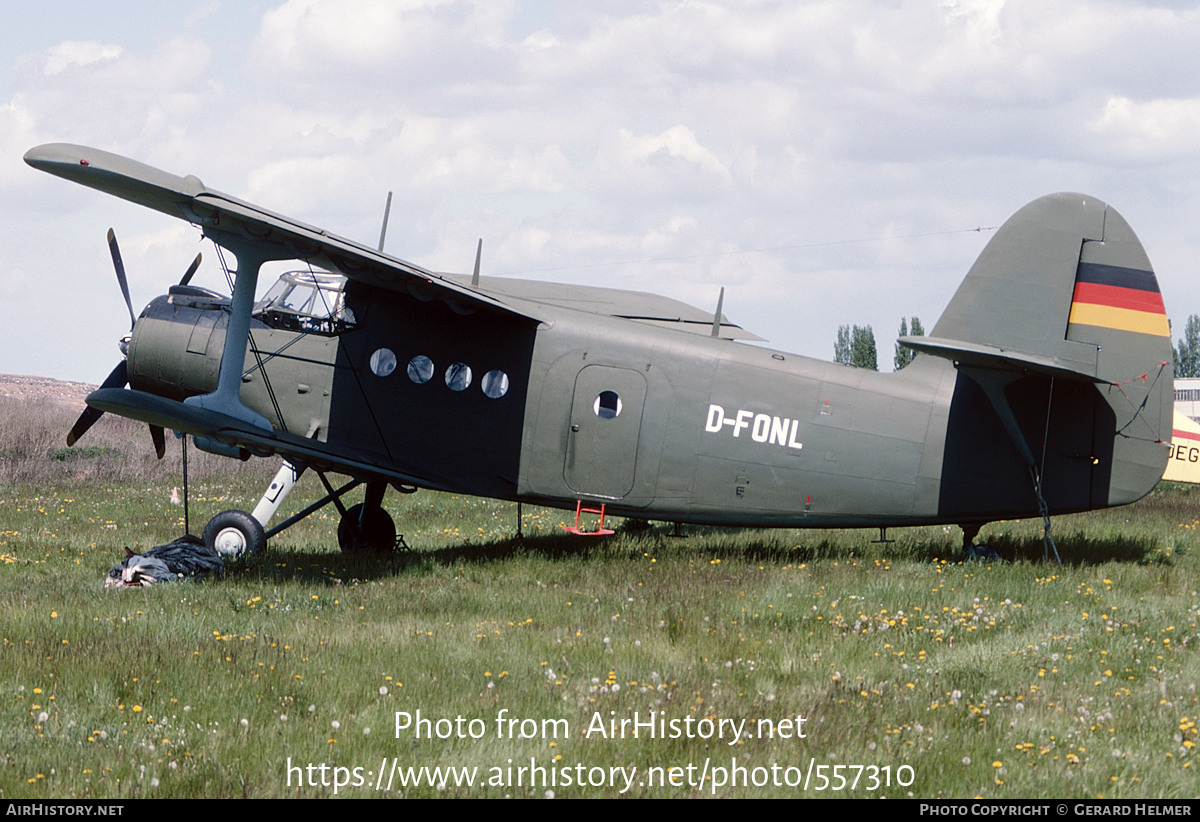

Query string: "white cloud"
[7, 1, 1200, 382]
[186, 1, 223, 28]
[6, 36, 216, 159]
[248, 0, 516, 99]
[39, 41, 124, 76]
[616, 126, 731, 184]
[1092, 95, 1200, 163]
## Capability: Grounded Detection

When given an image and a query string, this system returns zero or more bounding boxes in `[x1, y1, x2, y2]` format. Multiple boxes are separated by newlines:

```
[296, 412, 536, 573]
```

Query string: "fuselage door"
[565, 365, 647, 498]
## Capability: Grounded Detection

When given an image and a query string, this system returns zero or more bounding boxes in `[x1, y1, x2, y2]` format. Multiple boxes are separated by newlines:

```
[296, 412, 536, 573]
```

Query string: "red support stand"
[561, 500, 616, 535]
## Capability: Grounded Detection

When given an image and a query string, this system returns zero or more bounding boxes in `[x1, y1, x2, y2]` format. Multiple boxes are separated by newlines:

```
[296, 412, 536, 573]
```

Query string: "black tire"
[203, 509, 267, 558]
[338, 503, 395, 553]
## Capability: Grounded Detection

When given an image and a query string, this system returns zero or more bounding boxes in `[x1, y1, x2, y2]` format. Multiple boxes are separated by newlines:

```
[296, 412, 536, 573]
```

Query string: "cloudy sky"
[3, 0, 1200, 384]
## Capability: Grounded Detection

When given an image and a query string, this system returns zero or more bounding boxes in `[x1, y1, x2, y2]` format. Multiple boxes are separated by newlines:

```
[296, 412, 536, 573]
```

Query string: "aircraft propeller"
[64, 229, 202, 459]
[108, 228, 137, 331]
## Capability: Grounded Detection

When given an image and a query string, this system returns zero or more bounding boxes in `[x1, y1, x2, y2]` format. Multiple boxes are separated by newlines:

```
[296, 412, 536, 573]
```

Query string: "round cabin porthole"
[445, 362, 472, 392]
[593, 390, 622, 419]
[407, 355, 435, 384]
[369, 348, 397, 377]
[481, 369, 510, 399]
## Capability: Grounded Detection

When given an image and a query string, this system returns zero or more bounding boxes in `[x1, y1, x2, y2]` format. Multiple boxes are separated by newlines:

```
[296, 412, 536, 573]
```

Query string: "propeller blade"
[66, 361, 127, 446]
[149, 425, 166, 460]
[107, 228, 137, 330]
[179, 253, 202, 287]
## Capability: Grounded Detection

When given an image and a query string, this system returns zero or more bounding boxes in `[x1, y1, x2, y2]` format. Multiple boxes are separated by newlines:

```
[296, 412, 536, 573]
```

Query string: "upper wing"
[448, 275, 765, 341]
[25, 142, 533, 320]
[25, 142, 762, 339]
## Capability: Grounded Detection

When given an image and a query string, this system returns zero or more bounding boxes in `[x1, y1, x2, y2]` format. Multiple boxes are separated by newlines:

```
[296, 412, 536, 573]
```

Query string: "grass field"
[1, 401, 1198, 798]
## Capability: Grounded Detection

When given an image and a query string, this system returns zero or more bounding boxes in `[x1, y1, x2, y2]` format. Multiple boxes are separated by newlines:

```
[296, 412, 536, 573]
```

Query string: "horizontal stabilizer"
[899, 335, 1111, 383]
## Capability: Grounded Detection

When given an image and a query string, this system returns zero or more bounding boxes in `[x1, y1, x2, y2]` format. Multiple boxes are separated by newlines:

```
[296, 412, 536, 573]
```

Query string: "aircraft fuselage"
[128, 274, 1118, 530]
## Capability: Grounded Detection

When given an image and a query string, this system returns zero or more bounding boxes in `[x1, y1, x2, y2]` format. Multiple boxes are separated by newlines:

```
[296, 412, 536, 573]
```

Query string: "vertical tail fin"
[905, 193, 1171, 513]
[913, 193, 1169, 383]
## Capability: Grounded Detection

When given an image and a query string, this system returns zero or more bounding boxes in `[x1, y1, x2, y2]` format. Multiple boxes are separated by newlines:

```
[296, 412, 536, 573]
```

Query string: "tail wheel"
[203, 509, 267, 558]
[338, 504, 395, 553]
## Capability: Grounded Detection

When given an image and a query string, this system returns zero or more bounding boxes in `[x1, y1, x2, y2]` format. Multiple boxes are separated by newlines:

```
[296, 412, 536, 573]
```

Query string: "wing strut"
[184, 240, 274, 453]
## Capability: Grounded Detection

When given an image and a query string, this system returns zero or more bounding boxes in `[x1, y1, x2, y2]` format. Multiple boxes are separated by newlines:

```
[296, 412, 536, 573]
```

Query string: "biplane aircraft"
[25, 143, 1174, 557]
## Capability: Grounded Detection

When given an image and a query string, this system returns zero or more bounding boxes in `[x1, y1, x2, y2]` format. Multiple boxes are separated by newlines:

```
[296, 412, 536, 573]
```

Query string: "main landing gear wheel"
[203, 509, 267, 558]
[338, 503, 395, 553]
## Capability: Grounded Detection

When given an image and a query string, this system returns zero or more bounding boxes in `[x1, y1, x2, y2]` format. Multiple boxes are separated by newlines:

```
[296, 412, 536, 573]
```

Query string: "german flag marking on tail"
[1067, 261, 1169, 337]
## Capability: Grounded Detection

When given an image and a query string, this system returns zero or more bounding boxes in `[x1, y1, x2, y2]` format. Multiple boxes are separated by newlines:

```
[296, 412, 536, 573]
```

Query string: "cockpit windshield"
[255, 271, 355, 335]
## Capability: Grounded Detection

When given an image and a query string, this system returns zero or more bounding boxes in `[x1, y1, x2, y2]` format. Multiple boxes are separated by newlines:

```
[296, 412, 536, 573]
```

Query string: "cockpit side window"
[280, 284, 315, 313]
[256, 272, 355, 335]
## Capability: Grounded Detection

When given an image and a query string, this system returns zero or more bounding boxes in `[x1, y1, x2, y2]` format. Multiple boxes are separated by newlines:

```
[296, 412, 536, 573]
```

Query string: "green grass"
[1, 468, 1198, 798]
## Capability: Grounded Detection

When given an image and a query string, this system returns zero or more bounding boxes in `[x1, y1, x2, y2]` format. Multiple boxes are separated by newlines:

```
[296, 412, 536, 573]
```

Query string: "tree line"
[834, 317, 923, 371]
[1176, 315, 1200, 378]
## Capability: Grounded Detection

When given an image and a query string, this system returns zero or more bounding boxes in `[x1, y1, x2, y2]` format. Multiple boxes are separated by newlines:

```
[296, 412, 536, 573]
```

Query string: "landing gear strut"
[960, 522, 982, 555]
[200, 463, 403, 555]
[336, 482, 395, 553]
[338, 503, 396, 553]
[959, 522, 1000, 561]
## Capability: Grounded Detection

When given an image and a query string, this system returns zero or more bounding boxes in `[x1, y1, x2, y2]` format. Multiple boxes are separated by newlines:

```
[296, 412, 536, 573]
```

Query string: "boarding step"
[561, 500, 615, 536]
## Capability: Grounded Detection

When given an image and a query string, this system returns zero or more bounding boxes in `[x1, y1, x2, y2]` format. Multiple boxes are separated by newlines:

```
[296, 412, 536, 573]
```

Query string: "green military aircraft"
[25, 143, 1173, 557]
